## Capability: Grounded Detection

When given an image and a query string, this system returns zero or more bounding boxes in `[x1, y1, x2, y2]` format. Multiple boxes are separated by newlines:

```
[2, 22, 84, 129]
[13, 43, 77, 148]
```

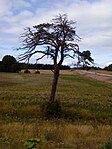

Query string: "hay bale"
[24, 69, 31, 73]
[35, 70, 40, 74]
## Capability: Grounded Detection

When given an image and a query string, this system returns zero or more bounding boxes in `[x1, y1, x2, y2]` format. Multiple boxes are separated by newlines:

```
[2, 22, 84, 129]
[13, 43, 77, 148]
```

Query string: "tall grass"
[0, 71, 112, 148]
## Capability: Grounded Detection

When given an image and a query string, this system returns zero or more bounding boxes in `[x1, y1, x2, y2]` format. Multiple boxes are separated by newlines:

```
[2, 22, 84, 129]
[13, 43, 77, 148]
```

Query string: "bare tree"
[18, 14, 81, 102]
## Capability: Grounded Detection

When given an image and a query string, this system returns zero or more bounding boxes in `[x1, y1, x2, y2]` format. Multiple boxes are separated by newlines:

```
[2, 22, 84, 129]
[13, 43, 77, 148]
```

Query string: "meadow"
[0, 70, 112, 149]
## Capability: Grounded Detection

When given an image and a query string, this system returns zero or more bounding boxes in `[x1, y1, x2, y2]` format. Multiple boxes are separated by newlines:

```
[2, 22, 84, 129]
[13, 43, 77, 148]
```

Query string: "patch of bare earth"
[74, 70, 112, 83]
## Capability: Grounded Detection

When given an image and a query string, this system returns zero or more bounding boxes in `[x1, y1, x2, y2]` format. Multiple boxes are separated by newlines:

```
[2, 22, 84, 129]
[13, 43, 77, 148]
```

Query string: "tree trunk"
[50, 67, 59, 102]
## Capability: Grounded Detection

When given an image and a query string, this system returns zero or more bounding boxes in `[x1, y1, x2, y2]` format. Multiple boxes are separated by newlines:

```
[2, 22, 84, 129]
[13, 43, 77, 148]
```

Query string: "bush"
[42, 100, 62, 119]
[24, 137, 41, 149]
[11, 63, 21, 72]
[0, 64, 4, 72]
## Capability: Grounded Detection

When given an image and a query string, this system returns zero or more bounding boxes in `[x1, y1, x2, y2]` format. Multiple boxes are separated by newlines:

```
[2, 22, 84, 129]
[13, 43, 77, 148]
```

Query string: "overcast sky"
[0, 0, 112, 67]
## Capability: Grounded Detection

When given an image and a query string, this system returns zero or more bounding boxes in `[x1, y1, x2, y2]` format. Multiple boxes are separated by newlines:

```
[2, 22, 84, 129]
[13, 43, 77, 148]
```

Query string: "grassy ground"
[0, 71, 112, 149]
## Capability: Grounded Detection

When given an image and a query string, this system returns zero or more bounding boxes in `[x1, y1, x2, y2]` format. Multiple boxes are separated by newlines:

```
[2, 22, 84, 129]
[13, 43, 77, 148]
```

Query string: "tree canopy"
[76, 50, 94, 69]
[18, 14, 81, 64]
[2, 55, 17, 65]
[104, 64, 112, 71]
[0, 55, 21, 72]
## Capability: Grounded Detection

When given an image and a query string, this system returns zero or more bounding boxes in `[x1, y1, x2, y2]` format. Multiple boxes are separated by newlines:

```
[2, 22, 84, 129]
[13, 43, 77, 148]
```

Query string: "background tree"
[79, 50, 94, 70]
[18, 14, 81, 102]
[104, 64, 112, 71]
[1, 55, 21, 72]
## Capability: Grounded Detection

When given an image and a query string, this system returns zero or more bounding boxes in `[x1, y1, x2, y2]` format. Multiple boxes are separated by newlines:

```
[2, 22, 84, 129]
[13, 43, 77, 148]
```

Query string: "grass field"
[0, 70, 112, 149]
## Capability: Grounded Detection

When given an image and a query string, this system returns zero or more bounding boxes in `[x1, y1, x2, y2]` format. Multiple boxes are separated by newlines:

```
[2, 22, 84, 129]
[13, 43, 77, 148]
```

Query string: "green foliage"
[0, 55, 21, 72]
[24, 137, 41, 149]
[2, 55, 16, 65]
[1, 136, 12, 144]
[0, 63, 4, 72]
[43, 100, 62, 118]
[81, 50, 94, 70]
[104, 64, 112, 71]
[12, 63, 21, 72]
[101, 141, 112, 149]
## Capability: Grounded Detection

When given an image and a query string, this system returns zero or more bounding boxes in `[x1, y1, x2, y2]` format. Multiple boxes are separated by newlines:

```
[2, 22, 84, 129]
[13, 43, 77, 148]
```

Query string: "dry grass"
[0, 71, 112, 148]
[0, 121, 112, 149]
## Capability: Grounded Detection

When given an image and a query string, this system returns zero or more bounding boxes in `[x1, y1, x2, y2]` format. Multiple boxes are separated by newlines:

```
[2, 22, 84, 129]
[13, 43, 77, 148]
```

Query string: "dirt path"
[74, 70, 112, 83]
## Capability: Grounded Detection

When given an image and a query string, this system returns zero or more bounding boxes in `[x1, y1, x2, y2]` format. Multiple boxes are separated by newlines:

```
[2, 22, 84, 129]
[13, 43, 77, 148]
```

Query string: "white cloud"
[0, 0, 31, 17]
[0, 0, 12, 17]
[12, 0, 31, 9]
[0, 0, 112, 67]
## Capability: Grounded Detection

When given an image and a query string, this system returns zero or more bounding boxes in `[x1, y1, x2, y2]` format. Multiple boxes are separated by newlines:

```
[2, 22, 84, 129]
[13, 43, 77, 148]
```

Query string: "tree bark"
[50, 67, 59, 102]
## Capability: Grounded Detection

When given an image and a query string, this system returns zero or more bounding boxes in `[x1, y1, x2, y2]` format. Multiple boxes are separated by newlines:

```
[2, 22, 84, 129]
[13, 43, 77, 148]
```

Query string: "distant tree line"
[0, 55, 70, 72]
[20, 63, 70, 70]
[104, 64, 112, 71]
[72, 66, 102, 70]
[0, 55, 111, 72]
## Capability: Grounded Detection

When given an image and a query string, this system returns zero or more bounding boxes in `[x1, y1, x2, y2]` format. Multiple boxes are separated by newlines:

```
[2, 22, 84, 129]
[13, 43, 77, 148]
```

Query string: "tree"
[80, 50, 94, 70]
[1, 55, 21, 72]
[104, 64, 112, 71]
[18, 14, 81, 102]
[2, 55, 17, 65]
